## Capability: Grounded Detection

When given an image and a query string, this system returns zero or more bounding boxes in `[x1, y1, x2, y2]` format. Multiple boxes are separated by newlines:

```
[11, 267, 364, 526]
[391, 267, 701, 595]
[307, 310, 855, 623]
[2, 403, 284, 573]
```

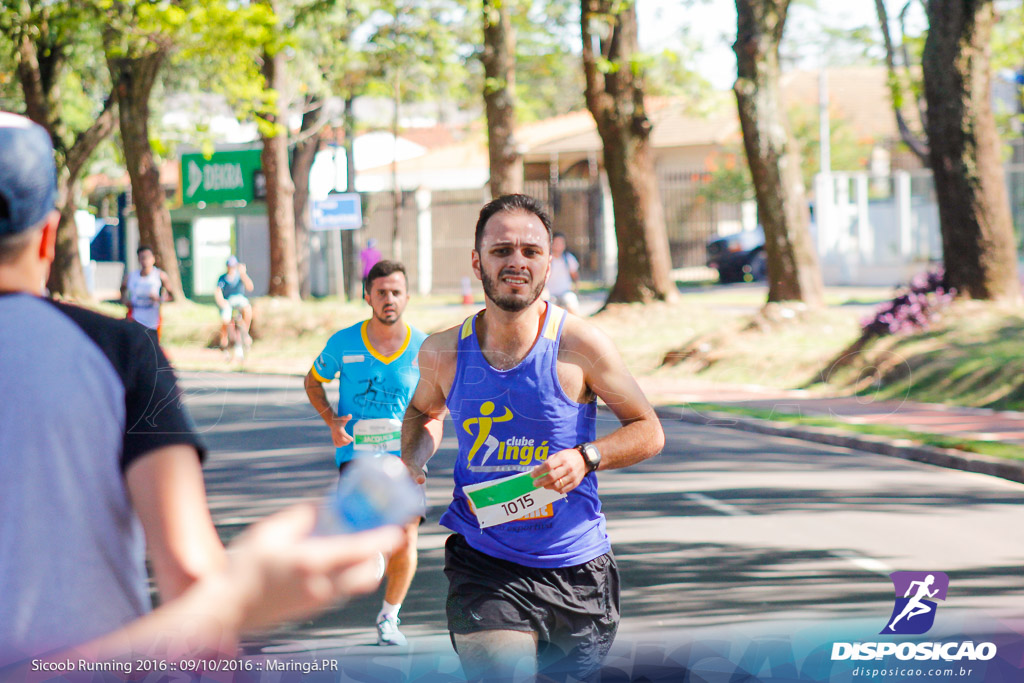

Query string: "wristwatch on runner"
[575, 442, 602, 474]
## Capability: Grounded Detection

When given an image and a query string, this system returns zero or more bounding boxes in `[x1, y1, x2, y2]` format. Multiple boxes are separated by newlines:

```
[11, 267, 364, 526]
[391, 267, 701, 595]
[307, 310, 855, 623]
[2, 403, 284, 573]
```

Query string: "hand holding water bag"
[317, 456, 424, 534]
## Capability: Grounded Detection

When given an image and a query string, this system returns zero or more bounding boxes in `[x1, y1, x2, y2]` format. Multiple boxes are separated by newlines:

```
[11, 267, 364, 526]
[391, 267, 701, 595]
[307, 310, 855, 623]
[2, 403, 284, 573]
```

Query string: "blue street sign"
[311, 193, 362, 230]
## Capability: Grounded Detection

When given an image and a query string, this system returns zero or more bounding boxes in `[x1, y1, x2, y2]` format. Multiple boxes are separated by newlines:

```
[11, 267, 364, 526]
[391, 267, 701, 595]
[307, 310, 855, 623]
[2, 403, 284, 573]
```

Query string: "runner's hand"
[531, 448, 588, 494]
[330, 414, 353, 447]
[404, 461, 426, 485]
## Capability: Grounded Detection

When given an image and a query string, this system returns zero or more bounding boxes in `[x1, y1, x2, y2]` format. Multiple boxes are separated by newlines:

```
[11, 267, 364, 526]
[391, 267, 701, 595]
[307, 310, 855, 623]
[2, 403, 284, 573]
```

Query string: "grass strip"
[683, 402, 1024, 462]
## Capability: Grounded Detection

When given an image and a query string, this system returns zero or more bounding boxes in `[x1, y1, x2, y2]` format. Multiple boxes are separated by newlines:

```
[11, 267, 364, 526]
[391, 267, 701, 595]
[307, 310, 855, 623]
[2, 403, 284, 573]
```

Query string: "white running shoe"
[376, 615, 407, 646]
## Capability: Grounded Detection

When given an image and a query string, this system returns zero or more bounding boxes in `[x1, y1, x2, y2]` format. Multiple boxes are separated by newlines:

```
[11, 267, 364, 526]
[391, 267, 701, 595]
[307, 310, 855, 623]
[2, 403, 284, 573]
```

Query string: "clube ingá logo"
[881, 571, 949, 635]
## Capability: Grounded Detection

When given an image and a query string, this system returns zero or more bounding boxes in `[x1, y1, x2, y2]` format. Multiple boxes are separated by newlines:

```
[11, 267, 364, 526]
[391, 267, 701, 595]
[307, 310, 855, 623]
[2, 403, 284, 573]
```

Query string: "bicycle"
[224, 307, 250, 362]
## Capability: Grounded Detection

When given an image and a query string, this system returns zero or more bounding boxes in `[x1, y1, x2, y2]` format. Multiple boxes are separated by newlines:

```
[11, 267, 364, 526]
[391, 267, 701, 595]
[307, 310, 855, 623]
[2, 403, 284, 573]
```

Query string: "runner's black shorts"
[444, 533, 620, 681]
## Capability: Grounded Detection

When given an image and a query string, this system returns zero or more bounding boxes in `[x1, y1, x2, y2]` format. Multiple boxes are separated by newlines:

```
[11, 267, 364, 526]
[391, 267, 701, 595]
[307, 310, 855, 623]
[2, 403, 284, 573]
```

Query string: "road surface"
[178, 372, 1024, 681]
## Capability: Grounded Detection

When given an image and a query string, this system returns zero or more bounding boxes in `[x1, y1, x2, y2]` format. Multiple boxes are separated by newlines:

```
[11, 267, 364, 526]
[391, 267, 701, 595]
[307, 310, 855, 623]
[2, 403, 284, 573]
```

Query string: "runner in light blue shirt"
[304, 259, 429, 647]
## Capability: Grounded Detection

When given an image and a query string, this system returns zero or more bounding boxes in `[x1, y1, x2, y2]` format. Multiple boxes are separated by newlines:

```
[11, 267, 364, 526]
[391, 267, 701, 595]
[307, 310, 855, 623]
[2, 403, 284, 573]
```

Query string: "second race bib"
[353, 418, 402, 453]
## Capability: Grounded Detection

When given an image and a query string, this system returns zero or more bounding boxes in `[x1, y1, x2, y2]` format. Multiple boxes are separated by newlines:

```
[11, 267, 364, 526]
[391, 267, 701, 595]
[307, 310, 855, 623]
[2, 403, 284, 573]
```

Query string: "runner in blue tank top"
[304, 260, 437, 648]
[401, 195, 665, 681]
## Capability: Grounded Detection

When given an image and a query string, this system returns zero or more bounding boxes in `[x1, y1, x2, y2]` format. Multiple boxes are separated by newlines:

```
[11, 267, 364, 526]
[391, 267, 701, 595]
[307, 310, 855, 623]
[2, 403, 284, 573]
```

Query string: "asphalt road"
[179, 371, 1024, 681]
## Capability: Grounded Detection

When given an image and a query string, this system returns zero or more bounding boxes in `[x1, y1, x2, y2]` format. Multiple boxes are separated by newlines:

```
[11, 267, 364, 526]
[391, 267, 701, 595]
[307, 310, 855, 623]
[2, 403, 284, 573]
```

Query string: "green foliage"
[698, 147, 754, 204]
[0, 1, 113, 171]
[788, 102, 875, 182]
[991, 1, 1024, 138]
[361, 0, 467, 107]
[512, 0, 585, 121]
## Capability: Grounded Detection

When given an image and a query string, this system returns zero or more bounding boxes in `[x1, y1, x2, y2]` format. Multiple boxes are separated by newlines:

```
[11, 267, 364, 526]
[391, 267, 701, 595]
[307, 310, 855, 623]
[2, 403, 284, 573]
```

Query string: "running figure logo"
[462, 401, 513, 463]
[881, 571, 949, 635]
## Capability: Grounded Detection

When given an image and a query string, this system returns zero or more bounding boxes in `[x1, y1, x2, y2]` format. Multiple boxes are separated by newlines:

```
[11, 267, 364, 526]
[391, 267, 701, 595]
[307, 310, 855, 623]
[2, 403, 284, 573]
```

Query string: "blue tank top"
[440, 303, 609, 568]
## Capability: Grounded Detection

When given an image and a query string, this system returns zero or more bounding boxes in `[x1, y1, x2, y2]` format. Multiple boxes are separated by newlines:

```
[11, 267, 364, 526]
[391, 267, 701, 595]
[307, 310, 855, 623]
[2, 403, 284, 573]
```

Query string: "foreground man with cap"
[0, 112, 403, 670]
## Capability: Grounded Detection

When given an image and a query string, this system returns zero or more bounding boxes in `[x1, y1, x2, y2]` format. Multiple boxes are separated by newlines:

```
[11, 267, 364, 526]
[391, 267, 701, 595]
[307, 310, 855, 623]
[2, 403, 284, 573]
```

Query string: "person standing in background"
[545, 232, 580, 315]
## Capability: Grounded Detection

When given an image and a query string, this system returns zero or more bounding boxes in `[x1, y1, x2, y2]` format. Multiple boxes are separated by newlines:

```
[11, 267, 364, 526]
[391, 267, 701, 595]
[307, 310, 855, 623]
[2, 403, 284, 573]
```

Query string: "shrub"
[862, 268, 956, 336]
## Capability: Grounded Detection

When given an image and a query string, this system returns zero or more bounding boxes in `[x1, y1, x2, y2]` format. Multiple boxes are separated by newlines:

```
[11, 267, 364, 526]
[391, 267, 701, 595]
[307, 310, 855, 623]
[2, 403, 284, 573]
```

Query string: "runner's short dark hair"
[137, 245, 153, 256]
[365, 259, 407, 292]
[474, 194, 553, 252]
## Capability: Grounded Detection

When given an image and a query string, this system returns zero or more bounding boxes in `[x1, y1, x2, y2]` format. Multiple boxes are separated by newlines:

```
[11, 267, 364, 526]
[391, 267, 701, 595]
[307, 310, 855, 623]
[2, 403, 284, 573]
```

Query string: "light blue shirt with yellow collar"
[311, 320, 427, 466]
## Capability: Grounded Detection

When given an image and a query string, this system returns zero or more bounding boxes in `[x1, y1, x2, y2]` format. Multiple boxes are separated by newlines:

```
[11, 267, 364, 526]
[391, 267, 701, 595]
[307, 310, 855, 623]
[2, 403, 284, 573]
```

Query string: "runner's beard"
[375, 307, 400, 325]
[481, 267, 544, 312]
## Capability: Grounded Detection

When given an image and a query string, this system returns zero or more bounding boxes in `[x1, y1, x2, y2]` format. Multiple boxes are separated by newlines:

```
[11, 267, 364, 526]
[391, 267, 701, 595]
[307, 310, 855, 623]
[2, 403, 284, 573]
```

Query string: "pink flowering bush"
[862, 268, 957, 336]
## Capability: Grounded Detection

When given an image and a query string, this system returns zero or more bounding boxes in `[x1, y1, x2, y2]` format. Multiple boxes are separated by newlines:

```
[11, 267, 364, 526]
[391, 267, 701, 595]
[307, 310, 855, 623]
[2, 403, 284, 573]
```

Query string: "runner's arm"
[239, 263, 254, 292]
[159, 270, 174, 302]
[120, 273, 130, 307]
[304, 368, 352, 448]
[533, 319, 664, 493]
[126, 444, 226, 601]
[213, 281, 227, 309]
[401, 333, 450, 483]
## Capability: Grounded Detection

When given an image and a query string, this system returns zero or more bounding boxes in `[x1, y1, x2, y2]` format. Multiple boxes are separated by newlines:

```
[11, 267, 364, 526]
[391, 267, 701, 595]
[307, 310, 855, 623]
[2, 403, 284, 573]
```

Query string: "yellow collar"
[361, 320, 411, 364]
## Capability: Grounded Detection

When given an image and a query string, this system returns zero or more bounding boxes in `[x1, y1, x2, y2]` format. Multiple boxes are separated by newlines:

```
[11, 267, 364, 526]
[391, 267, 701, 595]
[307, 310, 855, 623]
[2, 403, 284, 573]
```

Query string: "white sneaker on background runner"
[376, 614, 407, 646]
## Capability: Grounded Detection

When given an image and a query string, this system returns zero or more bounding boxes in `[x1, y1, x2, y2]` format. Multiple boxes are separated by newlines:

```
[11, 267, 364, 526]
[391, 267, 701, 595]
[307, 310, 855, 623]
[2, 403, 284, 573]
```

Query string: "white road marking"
[683, 491, 893, 576]
[684, 491, 750, 516]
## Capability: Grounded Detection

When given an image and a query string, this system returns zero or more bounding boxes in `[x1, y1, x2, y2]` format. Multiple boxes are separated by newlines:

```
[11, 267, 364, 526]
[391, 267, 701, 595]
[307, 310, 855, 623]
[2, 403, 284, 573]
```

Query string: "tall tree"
[873, 0, 930, 163]
[581, 0, 677, 304]
[733, 0, 824, 306]
[921, 0, 1020, 301]
[290, 96, 325, 300]
[102, 0, 274, 301]
[258, 0, 299, 299]
[103, 1, 182, 298]
[482, 0, 523, 196]
[1, 1, 117, 299]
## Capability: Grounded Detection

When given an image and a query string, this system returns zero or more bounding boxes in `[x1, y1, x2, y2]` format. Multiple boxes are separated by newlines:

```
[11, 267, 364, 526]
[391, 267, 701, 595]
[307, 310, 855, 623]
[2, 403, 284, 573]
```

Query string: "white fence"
[813, 165, 1024, 287]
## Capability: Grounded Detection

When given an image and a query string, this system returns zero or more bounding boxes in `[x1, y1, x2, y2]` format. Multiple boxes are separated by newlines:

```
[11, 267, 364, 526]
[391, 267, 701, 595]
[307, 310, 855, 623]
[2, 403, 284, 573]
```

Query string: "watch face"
[581, 443, 600, 471]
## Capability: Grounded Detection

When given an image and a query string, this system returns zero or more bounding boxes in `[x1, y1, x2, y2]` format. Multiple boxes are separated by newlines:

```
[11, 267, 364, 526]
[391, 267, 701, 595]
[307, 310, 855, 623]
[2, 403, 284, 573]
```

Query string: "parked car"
[706, 227, 766, 283]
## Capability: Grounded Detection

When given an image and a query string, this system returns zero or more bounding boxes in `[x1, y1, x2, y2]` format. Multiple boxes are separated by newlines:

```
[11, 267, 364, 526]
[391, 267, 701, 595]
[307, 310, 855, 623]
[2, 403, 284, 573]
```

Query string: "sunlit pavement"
[180, 372, 1024, 682]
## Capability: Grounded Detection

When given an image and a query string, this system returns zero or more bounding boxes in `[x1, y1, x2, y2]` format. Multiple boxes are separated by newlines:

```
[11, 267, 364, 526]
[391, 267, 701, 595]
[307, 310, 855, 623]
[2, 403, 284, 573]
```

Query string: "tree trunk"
[47, 95, 118, 298]
[923, 0, 1020, 302]
[109, 52, 184, 300]
[482, 0, 523, 197]
[581, 0, 676, 304]
[291, 98, 325, 300]
[343, 95, 359, 301]
[16, 34, 53, 128]
[260, 46, 300, 299]
[733, 0, 824, 306]
[16, 25, 116, 298]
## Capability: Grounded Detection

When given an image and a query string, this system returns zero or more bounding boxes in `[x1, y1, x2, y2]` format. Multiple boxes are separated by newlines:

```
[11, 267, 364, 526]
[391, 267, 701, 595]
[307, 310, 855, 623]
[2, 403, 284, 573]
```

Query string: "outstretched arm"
[37, 506, 403, 668]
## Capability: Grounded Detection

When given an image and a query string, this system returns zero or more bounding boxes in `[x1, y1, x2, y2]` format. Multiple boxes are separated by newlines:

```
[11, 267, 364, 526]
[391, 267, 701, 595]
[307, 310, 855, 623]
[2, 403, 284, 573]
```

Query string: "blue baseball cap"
[0, 112, 57, 236]
[226, 255, 239, 267]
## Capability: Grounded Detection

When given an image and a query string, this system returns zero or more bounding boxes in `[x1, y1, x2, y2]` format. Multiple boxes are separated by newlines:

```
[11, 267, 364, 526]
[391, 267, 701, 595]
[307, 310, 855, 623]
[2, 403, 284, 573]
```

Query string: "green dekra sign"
[181, 149, 263, 204]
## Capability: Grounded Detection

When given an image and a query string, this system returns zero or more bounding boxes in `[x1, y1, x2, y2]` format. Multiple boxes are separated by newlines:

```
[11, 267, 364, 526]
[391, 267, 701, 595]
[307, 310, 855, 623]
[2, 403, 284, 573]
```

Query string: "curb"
[654, 406, 1024, 486]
